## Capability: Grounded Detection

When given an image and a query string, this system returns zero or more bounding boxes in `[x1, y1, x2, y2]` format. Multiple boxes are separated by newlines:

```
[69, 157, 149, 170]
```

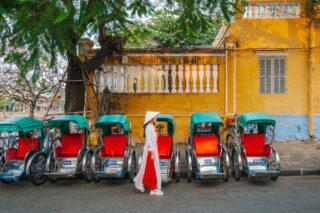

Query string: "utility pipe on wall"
[225, 47, 228, 115]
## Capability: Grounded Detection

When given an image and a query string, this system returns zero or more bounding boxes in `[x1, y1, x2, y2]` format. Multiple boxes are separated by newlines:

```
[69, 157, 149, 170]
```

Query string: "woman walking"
[134, 111, 163, 196]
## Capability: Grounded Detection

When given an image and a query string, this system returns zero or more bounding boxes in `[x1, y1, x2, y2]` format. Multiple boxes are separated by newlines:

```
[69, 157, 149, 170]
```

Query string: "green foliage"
[0, 0, 243, 77]
[126, 9, 222, 48]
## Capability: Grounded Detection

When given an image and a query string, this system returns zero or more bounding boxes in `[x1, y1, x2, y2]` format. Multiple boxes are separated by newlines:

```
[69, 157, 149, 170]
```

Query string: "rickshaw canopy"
[156, 114, 175, 135]
[95, 114, 131, 132]
[0, 117, 43, 133]
[190, 112, 223, 131]
[238, 112, 276, 127]
[48, 114, 89, 131]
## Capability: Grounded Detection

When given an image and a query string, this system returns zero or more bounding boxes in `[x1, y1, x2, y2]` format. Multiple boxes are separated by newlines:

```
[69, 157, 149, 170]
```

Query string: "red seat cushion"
[242, 134, 266, 156]
[60, 134, 84, 157]
[103, 135, 127, 157]
[6, 148, 18, 160]
[193, 135, 220, 156]
[157, 136, 172, 159]
[16, 138, 40, 159]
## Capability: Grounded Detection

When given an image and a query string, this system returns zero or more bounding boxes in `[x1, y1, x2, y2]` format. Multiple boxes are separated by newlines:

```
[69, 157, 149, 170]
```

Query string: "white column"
[171, 65, 177, 93]
[213, 64, 218, 93]
[185, 65, 191, 93]
[150, 66, 156, 93]
[192, 64, 198, 93]
[114, 65, 120, 93]
[143, 65, 149, 93]
[135, 65, 142, 93]
[205, 64, 211, 93]
[164, 64, 170, 93]
[178, 65, 184, 93]
[124, 65, 129, 93]
[119, 65, 125, 93]
[129, 65, 135, 93]
[199, 64, 205, 93]
[157, 65, 163, 93]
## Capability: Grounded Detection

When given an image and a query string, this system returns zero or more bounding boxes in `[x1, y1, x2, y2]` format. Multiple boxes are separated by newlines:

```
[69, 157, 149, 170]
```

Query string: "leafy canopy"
[0, 0, 245, 74]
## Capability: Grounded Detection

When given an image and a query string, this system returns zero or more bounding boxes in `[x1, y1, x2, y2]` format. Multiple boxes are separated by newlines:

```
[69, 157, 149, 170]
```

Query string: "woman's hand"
[151, 151, 155, 161]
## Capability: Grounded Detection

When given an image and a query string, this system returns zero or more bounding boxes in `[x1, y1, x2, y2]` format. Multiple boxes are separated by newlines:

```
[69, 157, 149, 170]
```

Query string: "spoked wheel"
[94, 152, 101, 183]
[129, 151, 136, 183]
[221, 150, 229, 182]
[269, 149, 280, 181]
[186, 150, 192, 183]
[48, 154, 58, 184]
[233, 149, 241, 181]
[29, 153, 47, 185]
[84, 152, 93, 183]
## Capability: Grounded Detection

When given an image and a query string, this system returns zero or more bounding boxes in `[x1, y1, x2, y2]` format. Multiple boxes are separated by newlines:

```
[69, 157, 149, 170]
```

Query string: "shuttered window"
[259, 57, 286, 94]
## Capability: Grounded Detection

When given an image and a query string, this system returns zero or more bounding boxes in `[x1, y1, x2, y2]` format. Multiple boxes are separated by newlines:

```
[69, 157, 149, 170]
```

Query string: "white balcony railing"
[96, 64, 219, 94]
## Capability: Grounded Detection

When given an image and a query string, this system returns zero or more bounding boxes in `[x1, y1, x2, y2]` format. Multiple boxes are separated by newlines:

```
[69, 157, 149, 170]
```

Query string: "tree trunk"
[64, 53, 85, 114]
[64, 36, 126, 114]
[29, 102, 36, 118]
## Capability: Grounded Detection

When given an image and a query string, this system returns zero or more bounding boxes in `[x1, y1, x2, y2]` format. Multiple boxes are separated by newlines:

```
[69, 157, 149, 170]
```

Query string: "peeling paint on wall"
[272, 114, 320, 141]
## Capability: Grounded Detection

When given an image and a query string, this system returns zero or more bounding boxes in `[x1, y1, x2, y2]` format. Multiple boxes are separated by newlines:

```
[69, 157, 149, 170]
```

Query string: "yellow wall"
[225, 15, 313, 114]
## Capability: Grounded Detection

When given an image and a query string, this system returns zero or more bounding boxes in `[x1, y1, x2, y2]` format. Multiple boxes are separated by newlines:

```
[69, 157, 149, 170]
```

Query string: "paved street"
[0, 176, 319, 213]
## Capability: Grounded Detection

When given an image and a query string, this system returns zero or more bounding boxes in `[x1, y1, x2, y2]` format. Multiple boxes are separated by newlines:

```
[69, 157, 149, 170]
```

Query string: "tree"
[126, 9, 223, 48]
[0, 0, 245, 114]
[0, 56, 65, 117]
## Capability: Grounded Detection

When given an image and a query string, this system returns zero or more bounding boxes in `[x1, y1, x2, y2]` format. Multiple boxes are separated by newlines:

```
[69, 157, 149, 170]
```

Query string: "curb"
[280, 168, 320, 176]
[178, 169, 320, 178]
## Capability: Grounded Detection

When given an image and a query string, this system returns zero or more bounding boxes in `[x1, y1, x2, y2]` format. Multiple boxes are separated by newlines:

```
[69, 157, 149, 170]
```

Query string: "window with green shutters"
[259, 57, 286, 94]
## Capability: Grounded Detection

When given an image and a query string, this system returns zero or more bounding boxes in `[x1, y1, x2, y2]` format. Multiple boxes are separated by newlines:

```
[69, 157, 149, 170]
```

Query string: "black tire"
[129, 151, 136, 183]
[84, 152, 93, 183]
[175, 171, 180, 183]
[270, 175, 279, 181]
[233, 150, 241, 182]
[1, 179, 12, 184]
[186, 150, 192, 183]
[29, 153, 47, 185]
[221, 151, 229, 182]
[49, 178, 57, 184]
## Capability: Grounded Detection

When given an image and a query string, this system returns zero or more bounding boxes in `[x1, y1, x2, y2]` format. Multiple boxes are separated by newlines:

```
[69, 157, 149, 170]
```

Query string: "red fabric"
[6, 148, 18, 160]
[193, 135, 220, 156]
[264, 144, 271, 157]
[157, 135, 172, 159]
[226, 118, 235, 127]
[103, 135, 127, 157]
[242, 134, 266, 156]
[142, 152, 157, 190]
[60, 134, 84, 157]
[16, 138, 40, 159]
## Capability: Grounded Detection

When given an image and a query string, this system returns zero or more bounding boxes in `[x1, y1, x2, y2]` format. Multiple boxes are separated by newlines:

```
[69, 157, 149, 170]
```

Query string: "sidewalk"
[135, 141, 320, 176]
[273, 141, 320, 176]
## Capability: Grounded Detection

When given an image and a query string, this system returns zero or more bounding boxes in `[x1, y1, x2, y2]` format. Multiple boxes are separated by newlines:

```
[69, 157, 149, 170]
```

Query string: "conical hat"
[144, 111, 160, 125]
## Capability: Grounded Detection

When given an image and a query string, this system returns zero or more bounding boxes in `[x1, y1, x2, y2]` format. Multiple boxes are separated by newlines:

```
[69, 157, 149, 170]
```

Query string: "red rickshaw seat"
[242, 134, 266, 156]
[60, 133, 84, 157]
[193, 135, 220, 156]
[6, 148, 18, 160]
[157, 135, 172, 159]
[16, 138, 40, 159]
[103, 135, 127, 157]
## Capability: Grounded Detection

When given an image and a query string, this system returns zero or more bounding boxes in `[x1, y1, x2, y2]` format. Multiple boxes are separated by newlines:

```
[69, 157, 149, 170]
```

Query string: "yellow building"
[83, 0, 319, 142]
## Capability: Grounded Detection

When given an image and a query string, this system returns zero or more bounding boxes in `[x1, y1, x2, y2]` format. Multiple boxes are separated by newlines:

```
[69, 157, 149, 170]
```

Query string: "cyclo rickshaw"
[138, 114, 180, 183]
[88, 114, 136, 182]
[226, 112, 280, 181]
[0, 117, 47, 185]
[186, 112, 229, 182]
[43, 114, 93, 183]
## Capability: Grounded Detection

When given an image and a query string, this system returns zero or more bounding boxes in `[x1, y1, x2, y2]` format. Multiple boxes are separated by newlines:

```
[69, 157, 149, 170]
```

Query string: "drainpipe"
[307, 15, 315, 138]
[225, 42, 237, 115]
[225, 47, 228, 115]
[233, 43, 236, 114]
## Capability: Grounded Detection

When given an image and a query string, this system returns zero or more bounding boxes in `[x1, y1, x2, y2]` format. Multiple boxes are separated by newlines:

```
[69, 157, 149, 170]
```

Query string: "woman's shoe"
[150, 189, 164, 196]
[136, 186, 145, 193]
